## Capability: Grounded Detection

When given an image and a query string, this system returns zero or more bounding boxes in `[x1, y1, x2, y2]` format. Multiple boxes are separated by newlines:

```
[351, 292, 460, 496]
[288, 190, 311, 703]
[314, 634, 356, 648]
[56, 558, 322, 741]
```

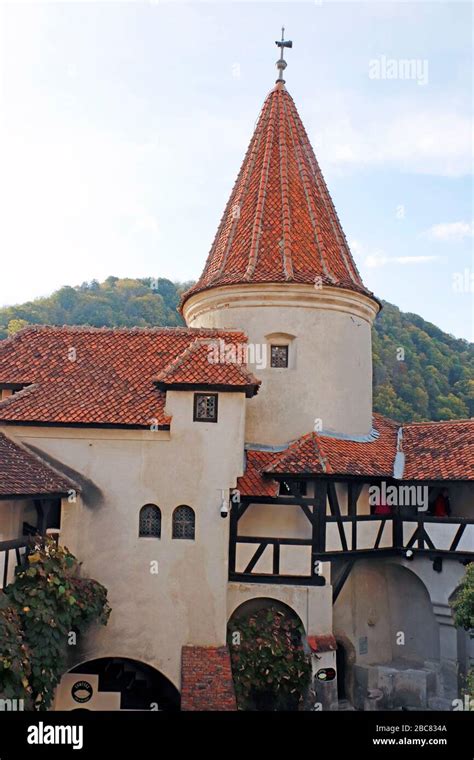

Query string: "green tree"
[7, 319, 29, 336]
[451, 563, 474, 631]
[450, 563, 474, 696]
[1, 284, 472, 422]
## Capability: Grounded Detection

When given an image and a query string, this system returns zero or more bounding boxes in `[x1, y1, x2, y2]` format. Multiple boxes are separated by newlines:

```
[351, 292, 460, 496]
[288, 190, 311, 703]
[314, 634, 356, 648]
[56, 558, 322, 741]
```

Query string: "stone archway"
[334, 559, 446, 709]
[229, 596, 306, 629]
[227, 597, 309, 711]
[54, 657, 180, 711]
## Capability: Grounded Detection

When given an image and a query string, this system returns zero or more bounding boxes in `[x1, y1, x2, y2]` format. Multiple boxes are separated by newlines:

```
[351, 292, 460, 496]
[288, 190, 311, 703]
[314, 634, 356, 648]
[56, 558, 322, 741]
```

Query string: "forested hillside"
[1, 277, 472, 423]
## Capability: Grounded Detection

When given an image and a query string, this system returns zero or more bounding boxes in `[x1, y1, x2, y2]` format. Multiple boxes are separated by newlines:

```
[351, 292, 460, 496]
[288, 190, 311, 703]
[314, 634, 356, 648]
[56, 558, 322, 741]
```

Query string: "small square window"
[271, 345, 289, 368]
[193, 393, 218, 422]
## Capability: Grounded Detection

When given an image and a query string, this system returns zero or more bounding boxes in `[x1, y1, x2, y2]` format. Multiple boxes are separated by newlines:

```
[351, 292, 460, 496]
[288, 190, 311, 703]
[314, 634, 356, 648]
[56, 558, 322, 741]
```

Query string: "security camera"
[220, 500, 229, 519]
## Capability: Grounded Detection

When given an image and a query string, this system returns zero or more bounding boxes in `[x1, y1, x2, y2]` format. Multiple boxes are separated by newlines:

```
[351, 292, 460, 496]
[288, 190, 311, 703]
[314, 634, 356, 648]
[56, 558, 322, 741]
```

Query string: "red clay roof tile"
[182, 82, 377, 309]
[237, 415, 473, 490]
[265, 414, 399, 478]
[237, 450, 280, 497]
[402, 420, 473, 480]
[0, 326, 249, 427]
[0, 432, 74, 497]
[154, 339, 261, 396]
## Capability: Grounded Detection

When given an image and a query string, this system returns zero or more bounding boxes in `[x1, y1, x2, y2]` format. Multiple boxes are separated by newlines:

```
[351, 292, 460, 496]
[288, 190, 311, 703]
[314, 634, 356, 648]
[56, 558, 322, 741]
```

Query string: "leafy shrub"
[228, 606, 311, 711]
[0, 537, 110, 710]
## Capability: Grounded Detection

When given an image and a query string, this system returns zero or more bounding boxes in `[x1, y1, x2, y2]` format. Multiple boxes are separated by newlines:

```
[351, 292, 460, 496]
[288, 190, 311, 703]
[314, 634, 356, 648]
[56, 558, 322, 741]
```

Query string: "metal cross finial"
[275, 26, 292, 83]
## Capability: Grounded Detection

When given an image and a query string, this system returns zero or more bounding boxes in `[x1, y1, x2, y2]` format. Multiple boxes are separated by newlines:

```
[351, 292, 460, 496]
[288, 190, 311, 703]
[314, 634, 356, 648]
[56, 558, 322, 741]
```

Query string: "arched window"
[139, 504, 161, 538]
[172, 505, 195, 540]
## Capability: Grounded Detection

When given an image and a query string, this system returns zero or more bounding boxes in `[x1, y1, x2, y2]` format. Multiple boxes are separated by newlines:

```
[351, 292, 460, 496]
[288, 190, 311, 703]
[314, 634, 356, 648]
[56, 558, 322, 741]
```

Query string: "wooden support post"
[228, 501, 239, 576]
[417, 517, 424, 549]
[34, 499, 51, 535]
[2, 550, 9, 588]
[273, 541, 280, 575]
[348, 482, 363, 551]
[392, 510, 403, 550]
[312, 481, 327, 569]
[327, 481, 348, 551]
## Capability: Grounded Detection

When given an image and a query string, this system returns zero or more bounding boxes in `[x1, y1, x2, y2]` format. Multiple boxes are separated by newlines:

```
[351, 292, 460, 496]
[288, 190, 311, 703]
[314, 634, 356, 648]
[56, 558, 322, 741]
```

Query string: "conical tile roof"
[182, 81, 375, 307]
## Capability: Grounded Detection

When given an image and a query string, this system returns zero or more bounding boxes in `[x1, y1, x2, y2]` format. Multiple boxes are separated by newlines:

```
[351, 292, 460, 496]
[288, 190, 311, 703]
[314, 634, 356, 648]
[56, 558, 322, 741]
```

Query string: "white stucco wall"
[0, 498, 26, 542]
[184, 283, 379, 445]
[0, 390, 249, 689]
[334, 560, 441, 668]
[0, 498, 31, 586]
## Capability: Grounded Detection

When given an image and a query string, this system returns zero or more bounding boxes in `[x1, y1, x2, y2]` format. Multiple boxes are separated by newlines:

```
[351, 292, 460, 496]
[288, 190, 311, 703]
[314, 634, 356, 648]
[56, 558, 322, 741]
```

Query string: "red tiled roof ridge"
[2, 324, 248, 338]
[182, 83, 378, 309]
[403, 418, 473, 427]
[154, 338, 260, 386]
[0, 325, 255, 426]
[154, 339, 216, 381]
[0, 383, 38, 409]
[154, 338, 261, 392]
[260, 413, 401, 478]
[264, 430, 330, 474]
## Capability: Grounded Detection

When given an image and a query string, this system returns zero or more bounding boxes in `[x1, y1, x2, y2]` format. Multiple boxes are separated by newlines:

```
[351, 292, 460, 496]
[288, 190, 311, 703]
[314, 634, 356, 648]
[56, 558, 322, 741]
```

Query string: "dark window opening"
[172, 505, 195, 540]
[271, 345, 289, 368]
[279, 481, 307, 497]
[139, 504, 161, 538]
[193, 393, 218, 422]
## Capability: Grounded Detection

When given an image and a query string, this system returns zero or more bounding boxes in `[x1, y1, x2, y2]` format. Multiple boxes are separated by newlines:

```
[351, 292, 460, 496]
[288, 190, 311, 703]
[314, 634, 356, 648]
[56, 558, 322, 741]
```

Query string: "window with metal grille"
[193, 393, 218, 422]
[279, 480, 307, 497]
[271, 345, 289, 368]
[172, 505, 195, 540]
[139, 504, 161, 538]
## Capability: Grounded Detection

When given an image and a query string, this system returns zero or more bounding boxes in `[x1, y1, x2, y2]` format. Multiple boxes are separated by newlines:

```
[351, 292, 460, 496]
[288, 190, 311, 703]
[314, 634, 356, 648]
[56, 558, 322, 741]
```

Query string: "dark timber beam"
[327, 482, 348, 552]
[348, 483, 363, 550]
[34, 499, 51, 535]
[285, 481, 315, 524]
[332, 560, 356, 603]
[312, 481, 327, 571]
[243, 542, 268, 574]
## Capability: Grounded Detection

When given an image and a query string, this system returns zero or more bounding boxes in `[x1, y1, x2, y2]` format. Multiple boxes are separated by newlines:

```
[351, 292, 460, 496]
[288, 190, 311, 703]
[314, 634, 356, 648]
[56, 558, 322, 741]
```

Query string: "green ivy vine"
[0, 537, 110, 710]
[227, 606, 311, 710]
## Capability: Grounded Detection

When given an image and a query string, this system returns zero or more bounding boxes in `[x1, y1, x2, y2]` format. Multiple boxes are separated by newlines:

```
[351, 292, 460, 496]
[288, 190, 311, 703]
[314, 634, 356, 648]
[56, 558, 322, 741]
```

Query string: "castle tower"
[182, 42, 380, 445]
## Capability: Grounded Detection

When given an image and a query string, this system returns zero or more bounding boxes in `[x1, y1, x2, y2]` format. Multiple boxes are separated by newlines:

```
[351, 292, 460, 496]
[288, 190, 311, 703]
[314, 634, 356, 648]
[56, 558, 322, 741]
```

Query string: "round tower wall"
[183, 283, 379, 446]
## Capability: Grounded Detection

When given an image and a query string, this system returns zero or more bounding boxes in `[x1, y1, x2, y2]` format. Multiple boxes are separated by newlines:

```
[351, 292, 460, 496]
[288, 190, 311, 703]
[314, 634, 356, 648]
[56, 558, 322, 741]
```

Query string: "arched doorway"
[54, 657, 180, 711]
[334, 559, 442, 709]
[227, 597, 310, 711]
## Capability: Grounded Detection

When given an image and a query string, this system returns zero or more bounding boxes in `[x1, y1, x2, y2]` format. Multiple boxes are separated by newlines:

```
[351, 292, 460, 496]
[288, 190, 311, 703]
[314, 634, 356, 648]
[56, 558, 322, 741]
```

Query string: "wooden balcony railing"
[229, 509, 474, 586]
[0, 538, 30, 589]
[321, 514, 474, 559]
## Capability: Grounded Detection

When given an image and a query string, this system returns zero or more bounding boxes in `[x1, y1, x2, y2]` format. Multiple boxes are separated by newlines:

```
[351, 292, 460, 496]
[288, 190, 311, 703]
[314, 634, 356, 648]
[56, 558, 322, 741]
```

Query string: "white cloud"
[351, 241, 440, 269]
[309, 96, 473, 177]
[423, 221, 473, 242]
[365, 253, 440, 269]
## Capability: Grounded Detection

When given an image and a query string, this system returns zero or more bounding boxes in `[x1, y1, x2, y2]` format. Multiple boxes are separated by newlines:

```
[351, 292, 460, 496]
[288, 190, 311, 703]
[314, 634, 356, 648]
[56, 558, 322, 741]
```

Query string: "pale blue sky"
[0, 1, 472, 339]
